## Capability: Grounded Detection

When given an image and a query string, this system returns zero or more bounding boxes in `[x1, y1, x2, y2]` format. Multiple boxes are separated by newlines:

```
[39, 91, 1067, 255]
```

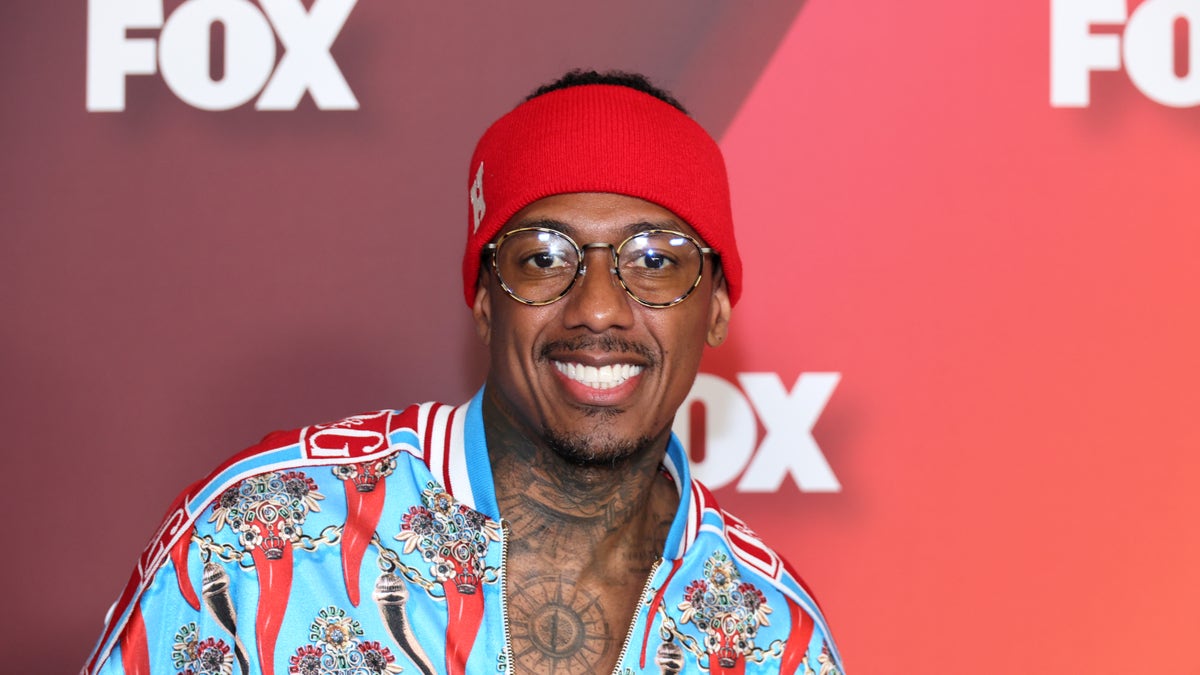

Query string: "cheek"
[488, 304, 548, 367]
[489, 315, 521, 363]
[652, 312, 711, 376]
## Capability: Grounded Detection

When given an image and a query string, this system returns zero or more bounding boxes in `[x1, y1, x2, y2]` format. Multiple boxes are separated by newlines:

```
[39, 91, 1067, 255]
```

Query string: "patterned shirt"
[85, 389, 844, 675]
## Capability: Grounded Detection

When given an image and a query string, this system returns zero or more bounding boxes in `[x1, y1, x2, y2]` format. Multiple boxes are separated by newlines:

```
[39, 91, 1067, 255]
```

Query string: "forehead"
[501, 192, 703, 242]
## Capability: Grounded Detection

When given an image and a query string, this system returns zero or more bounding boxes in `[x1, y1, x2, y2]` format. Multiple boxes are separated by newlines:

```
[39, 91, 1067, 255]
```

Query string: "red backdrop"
[3, 1, 1198, 673]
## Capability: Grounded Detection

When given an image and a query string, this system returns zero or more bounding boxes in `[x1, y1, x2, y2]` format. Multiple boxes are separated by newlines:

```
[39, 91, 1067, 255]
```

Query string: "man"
[84, 70, 843, 675]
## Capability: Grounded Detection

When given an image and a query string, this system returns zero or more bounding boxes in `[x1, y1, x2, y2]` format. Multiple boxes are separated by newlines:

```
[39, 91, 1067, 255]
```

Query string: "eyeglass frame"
[482, 226, 718, 308]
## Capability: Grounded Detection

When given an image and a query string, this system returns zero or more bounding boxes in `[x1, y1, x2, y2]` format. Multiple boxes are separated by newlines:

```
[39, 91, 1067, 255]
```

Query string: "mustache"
[539, 335, 657, 365]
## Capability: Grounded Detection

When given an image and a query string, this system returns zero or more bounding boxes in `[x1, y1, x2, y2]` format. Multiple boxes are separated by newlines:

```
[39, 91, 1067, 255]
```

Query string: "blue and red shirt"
[85, 389, 844, 675]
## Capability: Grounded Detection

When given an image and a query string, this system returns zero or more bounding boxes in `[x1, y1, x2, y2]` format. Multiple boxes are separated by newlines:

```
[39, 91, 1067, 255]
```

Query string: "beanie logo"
[470, 162, 486, 233]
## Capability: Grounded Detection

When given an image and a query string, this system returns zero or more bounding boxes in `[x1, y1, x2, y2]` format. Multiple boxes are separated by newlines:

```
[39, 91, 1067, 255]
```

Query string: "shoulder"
[145, 405, 438, 556]
[83, 402, 457, 675]
[676, 478, 845, 672]
[682, 480, 818, 600]
[163, 402, 461, 523]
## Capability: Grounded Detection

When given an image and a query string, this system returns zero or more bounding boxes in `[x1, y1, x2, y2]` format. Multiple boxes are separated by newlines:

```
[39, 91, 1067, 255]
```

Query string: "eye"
[501, 230, 576, 273]
[523, 249, 572, 270]
[631, 249, 675, 270]
[621, 233, 691, 274]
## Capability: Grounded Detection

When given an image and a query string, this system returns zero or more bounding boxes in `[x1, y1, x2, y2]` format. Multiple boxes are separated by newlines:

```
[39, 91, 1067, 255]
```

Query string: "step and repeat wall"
[4, 1, 1197, 672]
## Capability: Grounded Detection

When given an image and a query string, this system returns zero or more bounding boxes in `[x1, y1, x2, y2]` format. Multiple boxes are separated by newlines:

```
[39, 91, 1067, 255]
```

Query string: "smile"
[553, 361, 644, 390]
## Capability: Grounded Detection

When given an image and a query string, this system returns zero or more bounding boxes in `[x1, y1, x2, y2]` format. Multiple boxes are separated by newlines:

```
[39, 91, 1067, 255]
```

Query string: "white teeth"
[554, 361, 644, 390]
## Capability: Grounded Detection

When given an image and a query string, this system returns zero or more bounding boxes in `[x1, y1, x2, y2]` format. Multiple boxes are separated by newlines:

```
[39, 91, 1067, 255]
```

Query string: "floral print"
[171, 623, 233, 675]
[286, 607, 402, 675]
[676, 551, 773, 670]
[208, 472, 325, 558]
[394, 482, 501, 591]
[331, 456, 397, 493]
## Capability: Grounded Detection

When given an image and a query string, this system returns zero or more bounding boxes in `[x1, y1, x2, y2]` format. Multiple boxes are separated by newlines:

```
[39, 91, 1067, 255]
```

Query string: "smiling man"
[85, 71, 844, 675]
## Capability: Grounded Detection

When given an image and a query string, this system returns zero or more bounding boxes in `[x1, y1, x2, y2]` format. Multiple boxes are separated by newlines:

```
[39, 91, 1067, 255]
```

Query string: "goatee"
[542, 426, 657, 467]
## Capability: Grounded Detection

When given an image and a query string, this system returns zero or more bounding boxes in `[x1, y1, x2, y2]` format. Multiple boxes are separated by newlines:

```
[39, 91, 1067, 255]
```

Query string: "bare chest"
[502, 550, 659, 675]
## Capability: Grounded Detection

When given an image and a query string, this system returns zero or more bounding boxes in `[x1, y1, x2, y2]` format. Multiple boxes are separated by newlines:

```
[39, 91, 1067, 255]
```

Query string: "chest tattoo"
[506, 575, 617, 674]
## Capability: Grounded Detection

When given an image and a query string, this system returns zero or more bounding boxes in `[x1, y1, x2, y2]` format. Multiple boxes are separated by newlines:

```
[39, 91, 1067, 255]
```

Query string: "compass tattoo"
[507, 575, 616, 674]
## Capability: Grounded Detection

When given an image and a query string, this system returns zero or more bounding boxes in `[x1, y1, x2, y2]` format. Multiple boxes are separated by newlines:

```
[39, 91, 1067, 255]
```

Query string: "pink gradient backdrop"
[2, 1, 1197, 673]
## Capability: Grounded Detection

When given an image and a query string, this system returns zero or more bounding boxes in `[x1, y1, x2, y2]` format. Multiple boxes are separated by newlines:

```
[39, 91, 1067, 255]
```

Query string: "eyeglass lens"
[493, 229, 703, 305]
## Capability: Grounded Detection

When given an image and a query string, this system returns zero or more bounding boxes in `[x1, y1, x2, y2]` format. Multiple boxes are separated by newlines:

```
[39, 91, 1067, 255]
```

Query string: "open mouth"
[553, 361, 644, 390]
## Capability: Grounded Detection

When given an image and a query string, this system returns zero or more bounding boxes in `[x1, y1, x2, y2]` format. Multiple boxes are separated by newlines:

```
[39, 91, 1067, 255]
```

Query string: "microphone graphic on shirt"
[201, 561, 251, 675]
[655, 640, 684, 674]
[374, 572, 437, 675]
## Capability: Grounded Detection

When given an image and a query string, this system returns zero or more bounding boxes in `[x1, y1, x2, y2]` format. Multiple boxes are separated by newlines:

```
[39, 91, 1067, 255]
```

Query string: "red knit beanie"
[462, 84, 741, 307]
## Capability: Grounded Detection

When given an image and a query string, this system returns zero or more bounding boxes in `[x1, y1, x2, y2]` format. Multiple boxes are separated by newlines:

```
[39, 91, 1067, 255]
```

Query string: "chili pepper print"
[170, 527, 201, 611]
[119, 603, 150, 675]
[249, 543, 293, 675]
[332, 456, 396, 606]
[441, 571, 484, 675]
[779, 601, 814, 674]
[373, 572, 436, 675]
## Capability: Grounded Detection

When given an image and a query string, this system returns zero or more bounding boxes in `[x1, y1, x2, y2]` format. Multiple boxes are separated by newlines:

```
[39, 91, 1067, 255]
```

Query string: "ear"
[706, 275, 732, 348]
[472, 277, 492, 346]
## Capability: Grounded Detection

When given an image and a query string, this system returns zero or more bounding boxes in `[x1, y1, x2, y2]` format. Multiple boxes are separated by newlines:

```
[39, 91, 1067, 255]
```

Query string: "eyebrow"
[510, 218, 684, 239]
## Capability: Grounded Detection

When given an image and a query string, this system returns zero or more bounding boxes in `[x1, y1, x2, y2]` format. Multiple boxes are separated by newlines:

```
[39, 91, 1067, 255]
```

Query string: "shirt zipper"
[499, 519, 514, 674]
[499, 524, 664, 675]
[608, 557, 664, 675]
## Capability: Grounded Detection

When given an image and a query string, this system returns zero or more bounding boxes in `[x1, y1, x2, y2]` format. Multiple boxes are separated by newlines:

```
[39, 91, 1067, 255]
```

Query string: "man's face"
[473, 192, 732, 465]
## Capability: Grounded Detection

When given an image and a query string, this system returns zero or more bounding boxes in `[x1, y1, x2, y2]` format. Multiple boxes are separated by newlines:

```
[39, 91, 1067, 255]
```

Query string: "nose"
[561, 245, 635, 332]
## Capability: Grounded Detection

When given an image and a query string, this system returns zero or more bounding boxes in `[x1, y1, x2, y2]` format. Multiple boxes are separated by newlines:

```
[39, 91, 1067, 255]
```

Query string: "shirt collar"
[458, 385, 695, 561]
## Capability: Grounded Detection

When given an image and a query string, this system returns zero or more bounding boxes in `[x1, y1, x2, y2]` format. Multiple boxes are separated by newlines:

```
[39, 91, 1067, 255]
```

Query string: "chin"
[542, 427, 658, 467]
